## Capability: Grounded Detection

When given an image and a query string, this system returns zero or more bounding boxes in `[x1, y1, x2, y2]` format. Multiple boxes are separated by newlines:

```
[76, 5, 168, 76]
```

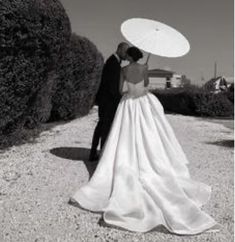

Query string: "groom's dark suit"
[90, 54, 122, 159]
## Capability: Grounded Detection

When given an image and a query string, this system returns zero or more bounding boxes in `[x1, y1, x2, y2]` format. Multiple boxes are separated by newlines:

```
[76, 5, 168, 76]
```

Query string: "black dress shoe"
[89, 150, 99, 162]
[68, 198, 82, 208]
[68, 198, 77, 205]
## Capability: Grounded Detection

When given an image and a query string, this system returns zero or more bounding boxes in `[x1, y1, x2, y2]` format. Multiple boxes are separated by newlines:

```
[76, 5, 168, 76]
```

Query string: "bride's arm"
[144, 65, 149, 87]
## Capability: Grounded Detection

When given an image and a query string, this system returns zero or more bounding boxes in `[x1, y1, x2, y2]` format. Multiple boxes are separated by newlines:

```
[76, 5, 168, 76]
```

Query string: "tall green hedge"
[0, 0, 105, 148]
[0, 0, 71, 134]
[50, 34, 104, 121]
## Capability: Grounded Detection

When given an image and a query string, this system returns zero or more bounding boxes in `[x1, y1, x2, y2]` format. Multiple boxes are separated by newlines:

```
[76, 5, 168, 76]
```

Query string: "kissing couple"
[70, 42, 219, 234]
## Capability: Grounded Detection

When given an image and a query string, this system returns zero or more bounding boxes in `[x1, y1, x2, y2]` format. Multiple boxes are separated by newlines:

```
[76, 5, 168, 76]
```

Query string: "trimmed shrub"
[194, 91, 234, 117]
[152, 85, 234, 117]
[0, 0, 71, 134]
[152, 86, 199, 115]
[50, 33, 104, 121]
[24, 70, 59, 128]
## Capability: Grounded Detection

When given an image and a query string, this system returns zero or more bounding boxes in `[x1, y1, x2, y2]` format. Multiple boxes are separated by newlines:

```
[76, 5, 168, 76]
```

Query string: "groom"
[89, 42, 129, 161]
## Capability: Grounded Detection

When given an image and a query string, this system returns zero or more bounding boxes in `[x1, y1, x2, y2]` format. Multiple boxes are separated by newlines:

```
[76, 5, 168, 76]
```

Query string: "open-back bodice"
[123, 80, 148, 98]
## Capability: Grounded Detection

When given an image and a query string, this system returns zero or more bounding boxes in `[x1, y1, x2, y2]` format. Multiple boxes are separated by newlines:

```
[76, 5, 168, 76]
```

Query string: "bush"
[0, 0, 71, 134]
[152, 86, 199, 115]
[24, 70, 59, 128]
[152, 85, 234, 117]
[194, 91, 234, 117]
[50, 33, 104, 121]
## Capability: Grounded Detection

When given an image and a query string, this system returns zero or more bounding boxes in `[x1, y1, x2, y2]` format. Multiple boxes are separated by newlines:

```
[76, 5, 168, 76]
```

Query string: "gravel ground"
[0, 107, 233, 242]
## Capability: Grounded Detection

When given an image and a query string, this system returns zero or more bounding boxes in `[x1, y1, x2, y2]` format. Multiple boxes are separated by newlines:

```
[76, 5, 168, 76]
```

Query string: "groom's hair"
[117, 42, 129, 51]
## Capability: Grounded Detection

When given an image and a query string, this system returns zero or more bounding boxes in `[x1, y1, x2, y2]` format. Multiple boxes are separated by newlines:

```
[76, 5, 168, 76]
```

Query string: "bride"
[70, 47, 219, 234]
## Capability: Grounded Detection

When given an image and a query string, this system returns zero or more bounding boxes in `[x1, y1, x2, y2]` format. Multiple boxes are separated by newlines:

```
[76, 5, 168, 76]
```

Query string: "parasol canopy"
[121, 18, 190, 58]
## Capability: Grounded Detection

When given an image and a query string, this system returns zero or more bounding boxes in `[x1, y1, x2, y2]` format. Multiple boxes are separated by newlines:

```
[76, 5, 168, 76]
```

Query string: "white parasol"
[121, 18, 190, 62]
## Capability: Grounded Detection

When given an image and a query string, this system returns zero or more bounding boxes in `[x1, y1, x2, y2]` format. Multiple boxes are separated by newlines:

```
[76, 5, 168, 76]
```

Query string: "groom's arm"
[106, 61, 121, 102]
[95, 58, 114, 104]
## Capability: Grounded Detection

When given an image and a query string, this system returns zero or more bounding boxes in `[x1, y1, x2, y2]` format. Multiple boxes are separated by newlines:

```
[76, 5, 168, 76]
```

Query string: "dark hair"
[127, 47, 143, 62]
[117, 42, 129, 50]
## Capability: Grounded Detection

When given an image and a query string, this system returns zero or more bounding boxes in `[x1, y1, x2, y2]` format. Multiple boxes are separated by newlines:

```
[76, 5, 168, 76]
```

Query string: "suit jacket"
[95, 54, 122, 106]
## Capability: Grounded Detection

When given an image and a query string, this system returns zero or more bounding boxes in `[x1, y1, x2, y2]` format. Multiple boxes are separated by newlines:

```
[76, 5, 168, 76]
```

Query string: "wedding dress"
[71, 80, 219, 234]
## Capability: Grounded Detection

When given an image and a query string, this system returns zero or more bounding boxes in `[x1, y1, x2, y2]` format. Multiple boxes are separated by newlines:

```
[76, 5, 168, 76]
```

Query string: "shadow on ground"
[50, 147, 98, 178]
[205, 139, 234, 148]
[0, 107, 98, 151]
[0, 119, 73, 152]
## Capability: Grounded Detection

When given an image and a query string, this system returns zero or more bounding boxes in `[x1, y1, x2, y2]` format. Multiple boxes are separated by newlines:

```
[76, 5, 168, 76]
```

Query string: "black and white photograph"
[0, 0, 234, 241]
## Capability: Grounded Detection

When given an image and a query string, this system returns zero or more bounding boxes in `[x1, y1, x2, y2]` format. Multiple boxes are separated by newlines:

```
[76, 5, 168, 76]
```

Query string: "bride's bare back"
[119, 63, 149, 95]
[122, 63, 148, 85]
[119, 63, 150, 97]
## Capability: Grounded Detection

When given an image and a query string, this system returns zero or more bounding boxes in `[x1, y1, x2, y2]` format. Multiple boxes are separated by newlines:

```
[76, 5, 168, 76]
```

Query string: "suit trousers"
[91, 99, 119, 151]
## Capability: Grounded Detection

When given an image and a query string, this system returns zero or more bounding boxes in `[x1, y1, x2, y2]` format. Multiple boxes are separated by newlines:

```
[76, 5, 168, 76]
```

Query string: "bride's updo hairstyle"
[127, 47, 143, 62]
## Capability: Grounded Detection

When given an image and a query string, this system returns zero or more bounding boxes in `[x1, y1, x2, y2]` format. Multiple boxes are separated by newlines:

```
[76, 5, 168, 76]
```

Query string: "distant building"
[180, 75, 191, 87]
[148, 69, 174, 89]
[148, 69, 189, 89]
[203, 76, 228, 93]
[171, 74, 182, 88]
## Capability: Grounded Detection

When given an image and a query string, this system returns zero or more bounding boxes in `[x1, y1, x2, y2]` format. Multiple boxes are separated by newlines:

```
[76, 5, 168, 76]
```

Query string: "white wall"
[148, 77, 166, 90]
[148, 74, 183, 90]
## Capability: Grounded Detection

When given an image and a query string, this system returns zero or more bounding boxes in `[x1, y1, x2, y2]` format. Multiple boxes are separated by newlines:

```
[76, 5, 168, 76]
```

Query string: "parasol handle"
[145, 53, 151, 64]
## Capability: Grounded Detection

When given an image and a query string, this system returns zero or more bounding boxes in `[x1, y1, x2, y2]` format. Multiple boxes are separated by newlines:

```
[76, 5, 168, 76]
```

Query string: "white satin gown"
[71, 80, 219, 234]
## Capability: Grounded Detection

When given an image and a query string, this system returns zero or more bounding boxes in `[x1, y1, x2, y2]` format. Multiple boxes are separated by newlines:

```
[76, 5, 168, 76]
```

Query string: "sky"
[60, 0, 234, 84]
